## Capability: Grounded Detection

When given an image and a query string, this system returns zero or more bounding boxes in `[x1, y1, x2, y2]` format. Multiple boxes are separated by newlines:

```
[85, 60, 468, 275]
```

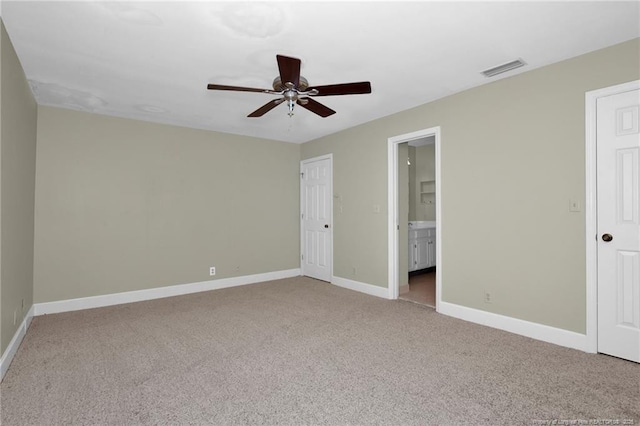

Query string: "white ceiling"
[2, 1, 639, 144]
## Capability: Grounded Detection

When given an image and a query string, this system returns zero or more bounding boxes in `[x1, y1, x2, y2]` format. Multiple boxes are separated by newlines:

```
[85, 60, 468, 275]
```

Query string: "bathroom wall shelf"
[420, 180, 435, 204]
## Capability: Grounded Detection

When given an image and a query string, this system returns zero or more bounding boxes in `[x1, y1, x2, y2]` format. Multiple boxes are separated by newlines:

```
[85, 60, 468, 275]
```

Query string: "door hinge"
[301, 254, 304, 260]
[301, 213, 304, 219]
[397, 225, 400, 230]
[300, 172, 304, 178]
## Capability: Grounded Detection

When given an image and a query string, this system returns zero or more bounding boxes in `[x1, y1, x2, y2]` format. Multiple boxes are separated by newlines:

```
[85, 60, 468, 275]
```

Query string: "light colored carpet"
[1, 277, 638, 425]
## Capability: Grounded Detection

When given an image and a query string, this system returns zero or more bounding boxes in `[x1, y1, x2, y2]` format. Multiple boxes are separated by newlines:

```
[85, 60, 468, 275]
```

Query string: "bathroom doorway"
[387, 127, 441, 309]
[402, 138, 436, 307]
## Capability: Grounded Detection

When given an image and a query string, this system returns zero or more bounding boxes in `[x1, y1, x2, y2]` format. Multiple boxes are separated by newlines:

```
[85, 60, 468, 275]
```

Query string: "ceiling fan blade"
[207, 84, 269, 93]
[297, 97, 336, 118]
[276, 55, 301, 88]
[307, 81, 372, 96]
[248, 98, 284, 117]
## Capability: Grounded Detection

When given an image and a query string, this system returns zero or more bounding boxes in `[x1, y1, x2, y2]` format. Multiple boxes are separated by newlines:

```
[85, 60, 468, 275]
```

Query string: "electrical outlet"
[209, 267, 216, 276]
[484, 292, 492, 304]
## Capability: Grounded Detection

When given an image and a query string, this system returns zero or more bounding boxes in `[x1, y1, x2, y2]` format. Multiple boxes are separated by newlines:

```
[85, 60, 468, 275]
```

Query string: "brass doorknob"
[602, 233, 613, 242]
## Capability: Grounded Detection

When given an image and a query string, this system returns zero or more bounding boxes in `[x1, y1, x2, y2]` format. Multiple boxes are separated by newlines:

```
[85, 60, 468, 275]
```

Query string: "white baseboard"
[332, 276, 390, 299]
[34, 268, 301, 316]
[438, 301, 587, 352]
[1, 304, 35, 382]
[399, 284, 410, 295]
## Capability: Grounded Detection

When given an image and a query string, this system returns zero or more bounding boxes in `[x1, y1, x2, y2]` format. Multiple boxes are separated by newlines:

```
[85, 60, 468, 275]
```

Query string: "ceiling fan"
[207, 55, 371, 118]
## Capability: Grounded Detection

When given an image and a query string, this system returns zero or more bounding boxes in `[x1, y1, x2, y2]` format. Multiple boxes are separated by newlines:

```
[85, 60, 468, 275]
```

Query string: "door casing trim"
[585, 79, 640, 353]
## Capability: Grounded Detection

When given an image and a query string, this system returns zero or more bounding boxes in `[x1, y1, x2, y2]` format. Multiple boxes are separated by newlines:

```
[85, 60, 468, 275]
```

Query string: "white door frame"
[388, 127, 442, 305]
[585, 79, 640, 353]
[300, 154, 334, 281]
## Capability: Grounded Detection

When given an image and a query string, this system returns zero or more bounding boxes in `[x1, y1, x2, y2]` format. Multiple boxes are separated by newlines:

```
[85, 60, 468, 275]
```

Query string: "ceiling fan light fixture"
[287, 99, 295, 117]
[481, 58, 527, 78]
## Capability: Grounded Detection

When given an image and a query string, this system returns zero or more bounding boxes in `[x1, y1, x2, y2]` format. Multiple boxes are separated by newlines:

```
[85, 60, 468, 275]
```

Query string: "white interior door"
[597, 88, 640, 363]
[301, 157, 332, 282]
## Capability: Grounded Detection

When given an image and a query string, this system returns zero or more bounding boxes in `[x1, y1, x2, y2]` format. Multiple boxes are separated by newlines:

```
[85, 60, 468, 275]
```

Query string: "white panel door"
[597, 88, 640, 363]
[301, 157, 332, 282]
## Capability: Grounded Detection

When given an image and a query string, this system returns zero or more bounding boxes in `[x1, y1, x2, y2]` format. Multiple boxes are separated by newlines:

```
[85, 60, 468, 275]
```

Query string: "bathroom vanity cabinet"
[408, 227, 436, 271]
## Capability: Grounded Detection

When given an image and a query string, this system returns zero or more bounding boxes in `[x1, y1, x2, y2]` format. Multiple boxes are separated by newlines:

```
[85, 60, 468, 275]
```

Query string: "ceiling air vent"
[481, 59, 526, 78]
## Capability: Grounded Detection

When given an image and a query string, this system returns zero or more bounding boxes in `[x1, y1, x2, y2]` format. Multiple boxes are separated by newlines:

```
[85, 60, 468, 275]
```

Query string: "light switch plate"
[569, 199, 581, 212]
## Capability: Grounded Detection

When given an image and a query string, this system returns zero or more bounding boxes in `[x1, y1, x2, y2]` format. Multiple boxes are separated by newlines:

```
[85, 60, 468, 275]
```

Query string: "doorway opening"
[403, 269, 437, 307]
[387, 127, 441, 310]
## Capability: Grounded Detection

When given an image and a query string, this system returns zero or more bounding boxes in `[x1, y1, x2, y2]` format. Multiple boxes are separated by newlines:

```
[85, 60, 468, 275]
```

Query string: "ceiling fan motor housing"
[272, 76, 309, 91]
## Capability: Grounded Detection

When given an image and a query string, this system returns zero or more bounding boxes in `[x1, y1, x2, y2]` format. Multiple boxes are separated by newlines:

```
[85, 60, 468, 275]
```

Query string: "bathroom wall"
[411, 143, 436, 221]
[408, 146, 417, 221]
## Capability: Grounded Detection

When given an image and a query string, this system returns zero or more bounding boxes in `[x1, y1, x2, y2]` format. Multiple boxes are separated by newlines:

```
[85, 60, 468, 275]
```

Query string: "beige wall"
[301, 124, 388, 287]
[301, 38, 640, 333]
[34, 107, 300, 303]
[0, 21, 37, 354]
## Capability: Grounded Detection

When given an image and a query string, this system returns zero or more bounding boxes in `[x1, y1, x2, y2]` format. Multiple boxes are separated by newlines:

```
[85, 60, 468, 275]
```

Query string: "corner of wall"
[0, 17, 38, 358]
